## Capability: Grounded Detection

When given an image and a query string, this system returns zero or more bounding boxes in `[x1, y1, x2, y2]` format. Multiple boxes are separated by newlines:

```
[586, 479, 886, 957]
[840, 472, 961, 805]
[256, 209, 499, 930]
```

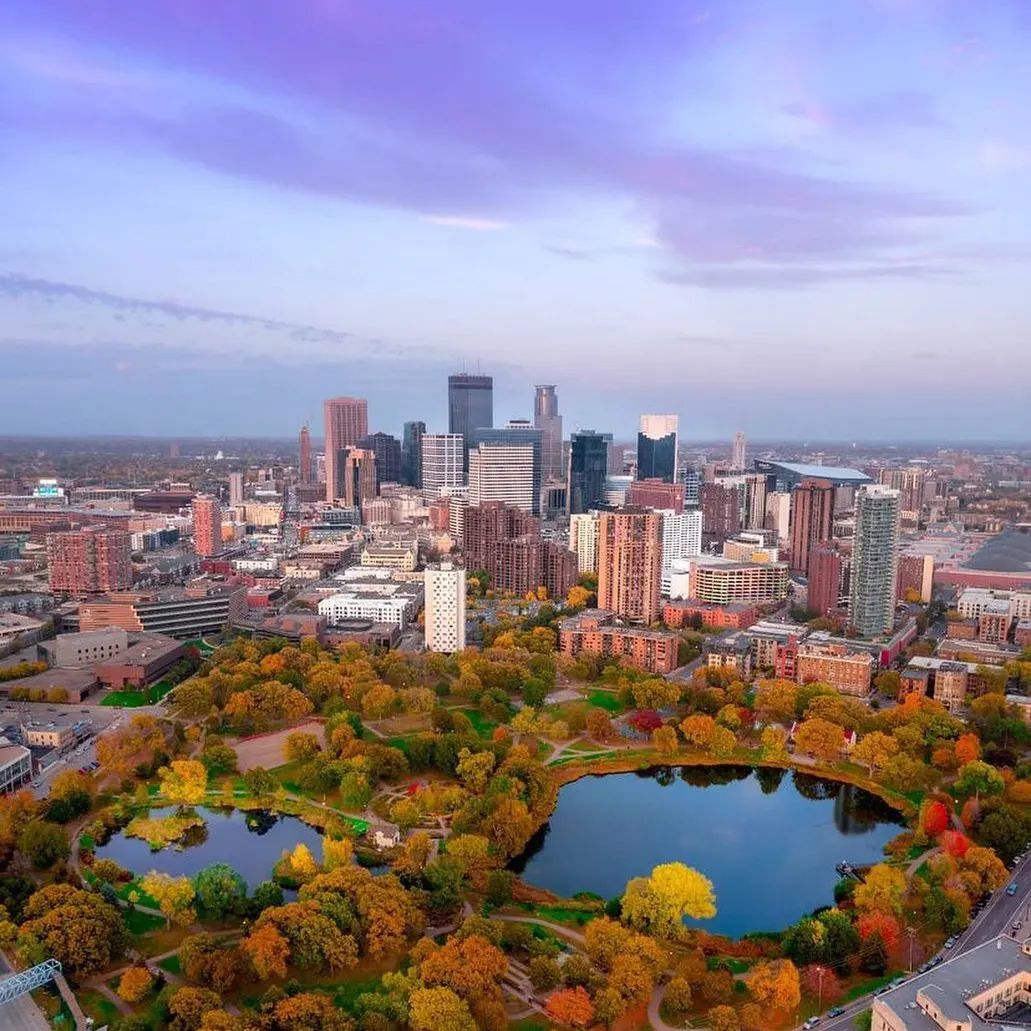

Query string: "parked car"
[1007, 883, 1019, 896]
[828, 1007, 845, 1017]
[944, 936, 957, 949]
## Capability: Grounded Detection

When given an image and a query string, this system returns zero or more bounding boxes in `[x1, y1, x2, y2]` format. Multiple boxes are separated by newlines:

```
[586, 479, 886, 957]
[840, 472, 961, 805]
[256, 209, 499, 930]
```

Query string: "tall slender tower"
[567, 430, 612, 514]
[597, 509, 663, 624]
[849, 485, 901, 638]
[789, 478, 835, 575]
[425, 560, 467, 653]
[323, 397, 368, 502]
[637, 415, 678, 483]
[402, 421, 426, 487]
[732, 431, 747, 471]
[192, 495, 223, 558]
[299, 424, 312, 484]
[448, 373, 493, 471]
[533, 385, 563, 482]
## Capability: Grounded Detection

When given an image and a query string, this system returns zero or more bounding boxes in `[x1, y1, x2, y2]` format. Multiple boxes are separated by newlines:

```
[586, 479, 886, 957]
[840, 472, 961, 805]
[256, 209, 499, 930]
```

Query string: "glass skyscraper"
[567, 430, 612, 514]
[448, 374, 493, 471]
[637, 414, 678, 483]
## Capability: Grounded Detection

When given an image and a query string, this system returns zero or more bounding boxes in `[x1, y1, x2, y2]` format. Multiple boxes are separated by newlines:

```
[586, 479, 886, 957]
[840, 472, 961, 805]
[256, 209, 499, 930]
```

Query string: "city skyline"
[2, 2, 1031, 440]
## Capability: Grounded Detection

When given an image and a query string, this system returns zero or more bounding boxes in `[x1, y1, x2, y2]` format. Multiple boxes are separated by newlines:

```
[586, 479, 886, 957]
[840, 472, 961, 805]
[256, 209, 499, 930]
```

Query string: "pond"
[511, 766, 905, 938]
[95, 807, 325, 887]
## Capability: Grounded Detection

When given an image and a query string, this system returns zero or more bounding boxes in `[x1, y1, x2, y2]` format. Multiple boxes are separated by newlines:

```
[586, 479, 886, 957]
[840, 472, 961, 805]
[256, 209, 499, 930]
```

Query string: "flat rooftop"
[964, 528, 1031, 574]
[755, 460, 872, 484]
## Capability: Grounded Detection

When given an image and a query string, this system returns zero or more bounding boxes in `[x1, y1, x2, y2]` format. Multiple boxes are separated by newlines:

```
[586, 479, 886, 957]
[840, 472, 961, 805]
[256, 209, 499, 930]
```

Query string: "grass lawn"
[845, 971, 901, 1001]
[115, 878, 160, 909]
[529, 903, 600, 927]
[79, 989, 121, 1025]
[331, 973, 384, 1012]
[158, 953, 182, 975]
[510, 1020, 550, 1031]
[124, 908, 166, 936]
[460, 709, 499, 738]
[586, 689, 624, 713]
[101, 678, 178, 706]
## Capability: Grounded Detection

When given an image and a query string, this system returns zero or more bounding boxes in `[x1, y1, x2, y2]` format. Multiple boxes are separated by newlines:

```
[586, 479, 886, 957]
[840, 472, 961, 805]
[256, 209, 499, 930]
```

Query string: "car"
[802, 1019, 821, 1029]
[31, 780, 40, 788]
[1013, 922, 1022, 931]
[1008, 883, 1019, 896]
[828, 1007, 845, 1017]
[944, 936, 956, 949]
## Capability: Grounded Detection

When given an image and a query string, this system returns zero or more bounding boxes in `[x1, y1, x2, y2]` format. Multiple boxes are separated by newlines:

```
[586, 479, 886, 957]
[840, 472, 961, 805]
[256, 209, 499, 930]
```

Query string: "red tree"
[801, 964, 842, 1002]
[921, 800, 949, 837]
[940, 830, 972, 859]
[857, 911, 902, 953]
[545, 987, 595, 1028]
[628, 710, 663, 733]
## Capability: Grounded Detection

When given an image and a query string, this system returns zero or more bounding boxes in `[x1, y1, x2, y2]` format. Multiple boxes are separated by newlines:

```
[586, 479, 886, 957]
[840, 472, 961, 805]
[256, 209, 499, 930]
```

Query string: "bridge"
[835, 861, 867, 882]
[0, 958, 91, 1030]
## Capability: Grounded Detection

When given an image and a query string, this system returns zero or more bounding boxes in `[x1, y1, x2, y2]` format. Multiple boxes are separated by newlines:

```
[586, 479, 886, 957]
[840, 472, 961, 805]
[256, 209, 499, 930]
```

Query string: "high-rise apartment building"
[324, 396, 369, 502]
[789, 477, 836, 576]
[637, 415, 678, 483]
[877, 466, 926, 520]
[661, 509, 703, 569]
[298, 424, 312, 484]
[743, 473, 768, 529]
[681, 466, 702, 508]
[808, 544, 846, 618]
[597, 509, 663, 624]
[228, 471, 244, 507]
[359, 432, 402, 487]
[534, 385, 563, 482]
[342, 448, 377, 514]
[700, 483, 742, 545]
[732, 431, 747, 471]
[470, 424, 542, 515]
[424, 560, 466, 653]
[421, 434, 465, 496]
[192, 495, 223, 558]
[46, 527, 133, 594]
[569, 512, 600, 574]
[765, 491, 791, 541]
[568, 430, 612, 514]
[849, 485, 901, 638]
[628, 479, 685, 513]
[401, 421, 425, 487]
[468, 442, 535, 512]
[448, 373, 493, 469]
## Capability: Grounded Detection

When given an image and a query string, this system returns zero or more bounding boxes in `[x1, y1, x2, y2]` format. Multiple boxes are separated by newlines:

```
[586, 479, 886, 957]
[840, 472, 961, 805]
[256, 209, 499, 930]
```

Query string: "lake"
[95, 806, 325, 887]
[511, 765, 905, 937]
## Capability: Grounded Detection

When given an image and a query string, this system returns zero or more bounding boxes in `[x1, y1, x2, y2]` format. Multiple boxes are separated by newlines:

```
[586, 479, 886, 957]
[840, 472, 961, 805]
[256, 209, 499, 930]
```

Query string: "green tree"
[17, 821, 69, 868]
[955, 760, 1006, 799]
[193, 863, 247, 919]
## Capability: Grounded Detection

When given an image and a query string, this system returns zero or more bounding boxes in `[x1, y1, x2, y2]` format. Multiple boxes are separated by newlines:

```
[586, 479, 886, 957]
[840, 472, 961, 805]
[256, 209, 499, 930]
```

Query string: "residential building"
[796, 642, 874, 697]
[789, 477, 835, 576]
[597, 509, 663, 624]
[765, 491, 791, 542]
[359, 432, 402, 487]
[877, 465, 926, 521]
[559, 609, 679, 674]
[360, 543, 418, 572]
[661, 509, 703, 570]
[897, 553, 935, 603]
[317, 569, 423, 629]
[978, 600, 1013, 643]
[670, 556, 789, 604]
[401, 421, 425, 487]
[228, 471, 245, 507]
[681, 466, 702, 508]
[421, 434, 465, 496]
[533, 385, 564, 482]
[78, 583, 247, 638]
[628, 479, 685, 513]
[743, 473, 768, 528]
[808, 544, 846, 618]
[468, 440, 536, 513]
[731, 431, 747, 471]
[324, 396, 369, 503]
[704, 634, 753, 677]
[192, 494, 223, 558]
[663, 601, 757, 630]
[0, 739, 32, 792]
[299, 423, 312, 483]
[957, 588, 1031, 621]
[46, 526, 133, 593]
[424, 560, 466, 653]
[700, 483, 742, 545]
[637, 415, 678, 483]
[723, 531, 778, 564]
[448, 373, 493, 469]
[567, 430, 611, 515]
[569, 512, 600, 574]
[541, 541, 578, 601]
[849, 485, 901, 638]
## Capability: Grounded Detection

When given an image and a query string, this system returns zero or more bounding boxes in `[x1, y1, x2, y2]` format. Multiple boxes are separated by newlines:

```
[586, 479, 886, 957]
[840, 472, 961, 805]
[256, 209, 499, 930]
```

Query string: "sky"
[2, 0, 1030, 442]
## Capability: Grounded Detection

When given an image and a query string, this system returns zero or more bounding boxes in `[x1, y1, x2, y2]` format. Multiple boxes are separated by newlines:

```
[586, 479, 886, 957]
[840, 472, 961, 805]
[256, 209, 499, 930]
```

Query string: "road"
[0, 956, 50, 1031]
[814, 860, 1031, 1031]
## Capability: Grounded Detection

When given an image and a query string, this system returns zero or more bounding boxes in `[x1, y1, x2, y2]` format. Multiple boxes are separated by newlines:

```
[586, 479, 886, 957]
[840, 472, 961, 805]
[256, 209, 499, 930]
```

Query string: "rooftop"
[755, 460, 872, 484]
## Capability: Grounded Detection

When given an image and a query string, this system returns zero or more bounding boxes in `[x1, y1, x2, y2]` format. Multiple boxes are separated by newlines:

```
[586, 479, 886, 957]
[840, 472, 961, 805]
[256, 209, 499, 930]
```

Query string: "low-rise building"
[978, 599, 1013, 643]
[559, 609, 680, 674]
[1016, 619, 1031, 647]
[78, 582, 247, 639]
[0, 612, 47, 645]
[248, 613, 327, 644]
[360, 542, 418, 572]
[704, 634, 753, 677]
[39, 628, 129, 667]
[317, 569, 423, 630]
[662, 600, 757, 630]
[0, 738, 32, 793]
[796, 642, 873, 697]
[668, 556, 788, 604]
[24, 724, 76, 749]
[94, 633, 186, 690]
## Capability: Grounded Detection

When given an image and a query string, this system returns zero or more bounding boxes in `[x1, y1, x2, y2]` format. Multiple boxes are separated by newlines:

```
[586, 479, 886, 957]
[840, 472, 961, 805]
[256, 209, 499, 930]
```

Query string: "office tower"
[628, 479, 685, 513]
[342, 448, 377, 513]
[46, 527, 132, 593]
[849, 485, 901, 638]
[192, 494, 223, 558]
[534, 384, 563, 481]
[661, 509, 703, 568]
[298, 424, 312, 484]
[448, 373, 493, 469]
[401, 421, 425, 487]
[359, 432, 402, 487]
[468, 442, 535, 512]
[808, 545, 845, 618]
[597, 509, 663, 624]
[424, 560, 467, 653]
[324, 396, 369, 502]
[608, 441, 627, 476]
[569, 512, 600, 574]
[568, 430, 612, 514]
[637, 415, 678, 483]
[228, 471, 244, 507]
[732, 431, 747, 471]
[470, 424, 543, 515]
[789, 477, 835, 576]
[681, 466, 702, 508]
[743, 473, 768, 529]
[765, 491, 791, 541]
[421, 434, 465, 495]
[700, 483, 742, 545]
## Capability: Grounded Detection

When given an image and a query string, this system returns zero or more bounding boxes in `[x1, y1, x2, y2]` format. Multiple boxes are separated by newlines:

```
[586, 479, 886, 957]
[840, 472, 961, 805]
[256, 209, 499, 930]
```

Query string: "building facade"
[448, 373, 493, 467]
[597, 509, 663, 624]
[323, 396, 369, 503]
[569, 512, 600, 574]
[79, 584, 247, 638]
[533, 384, 564, 482]
[700, 483, 742, 545]
[796, 642, 874, 696]
[567, 430, 612, 515]
[424, 560, 467, 653]
[401, 421, 425, 488]
[359, 432, 402, 487]
[637, 414, 678, 483]
[46, 526, 133, 594]
[849, 485, 901, 638]
[559, 609, 679, 674]
[628, 479, 685, 513]
[421, 434, 465, 496]
[789, 477, 835, 576]
[661, 509, 703, 569]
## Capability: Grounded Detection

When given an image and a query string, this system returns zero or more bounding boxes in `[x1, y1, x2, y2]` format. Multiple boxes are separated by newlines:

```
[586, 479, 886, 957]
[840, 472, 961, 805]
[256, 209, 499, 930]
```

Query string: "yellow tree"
[748, 958, 800, 1013]
[159, 759, 208, 807]
[853, 864, 907, 916]
[455, 748, 496, 793]
[793, 718, 844, 762]
[141, 872, 197, 928]
[408, 986, 476, 1031]
[118, 966, 154, 1003]
[652, 726, 679, 756]
[851, 732, 900, 774]
[622, 862, 716, 937]
[322, 837, 353, 871]
[680, 714, 716, 749]
[760, 726, 788, 760]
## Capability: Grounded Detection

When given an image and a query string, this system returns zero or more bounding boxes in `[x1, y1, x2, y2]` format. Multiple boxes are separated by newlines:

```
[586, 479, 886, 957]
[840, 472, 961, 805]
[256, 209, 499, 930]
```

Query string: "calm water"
[512, 766, 904, 937]
[96, 807, 324, 887]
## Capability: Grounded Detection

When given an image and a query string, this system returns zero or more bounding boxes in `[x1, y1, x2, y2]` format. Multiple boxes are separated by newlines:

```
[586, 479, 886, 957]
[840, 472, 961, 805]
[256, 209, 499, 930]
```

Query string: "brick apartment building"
[559, 609, 679, 674]
[46, 526, 133, 594]
[796, 641, 874, 696]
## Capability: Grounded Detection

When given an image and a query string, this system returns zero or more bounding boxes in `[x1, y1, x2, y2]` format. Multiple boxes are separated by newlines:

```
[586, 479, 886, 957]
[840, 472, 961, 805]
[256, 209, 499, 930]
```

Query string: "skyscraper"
[448, 373, 493, 469]
[298, 424, 312, 484]
[660, 509, 703, 568]
[470, 424, 543, 515]
[324, 396, 368, 502]
[700, 483, 742, 545]
[732, 431, 747, 471]
[743, 473, 768, 529]
[849, 485, 901, 638]
[597, 509, 663, 624]
[534, 384, 563, 482]
[637, 414, 678, 483]
[789, 478, 835, 576]
[569, 512, 600, 574]
[401, 421, 425, 487]
[567, 430, 612, 514]
[421, 434, 465, 495]
[809, 544, 845, 618]
[192, 494, 223, 558]
[424, 560, 466, 653]
[359, 432, 402, 487]
[681, 466, 702, 508]
[228, 471, 244, 507]
[46, 527, 132, 593]
[342, 448, 377, 514]
[468, 442, 535, 512]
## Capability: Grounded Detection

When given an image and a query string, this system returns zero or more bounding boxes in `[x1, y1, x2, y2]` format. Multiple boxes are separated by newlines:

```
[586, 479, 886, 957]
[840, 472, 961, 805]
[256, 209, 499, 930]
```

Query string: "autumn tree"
[455, 748, 496, 793]
[284, 732, 322, 763]
[958, 846, 1009, 897]
[17, 821, 69, 868]
[159, 759, 208, 807]
[955, 733, 981, 764]
[118, 966, 154, 1003]
[954, 760, 1006, 799]
[241, 923, 289, 979]
[586, 707, 614, 741]
[853, 864, 906, 917]
[800, 964, 842, 1003]
[851, 732, 900, 774]
[652, 725, 679, 755]
[793, 718, 843, 761]
[621, 862, 716, 937]
[322, 836, 354, 871]
[408, 986, 476, 1031]
[680, 714, 716, 749]
[707, 1004, 741, 1031]
[749, 958, 801, 1014]
[193, 863, 247, 919]
[857, 911, 901, 952]
[141, 872, 197, 928]
[167, 986, 223, 1031]
[921, 799, 950, 837]
[754, 679, 798, 724]
[545, 986, 595, 1028]
[266, 993, 353, 1031]
[760, 725, 788, 760]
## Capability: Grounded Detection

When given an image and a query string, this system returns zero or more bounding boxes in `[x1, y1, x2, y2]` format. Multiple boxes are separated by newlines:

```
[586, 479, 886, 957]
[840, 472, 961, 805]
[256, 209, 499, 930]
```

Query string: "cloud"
[658, 261, 959, 290]
[782, 91, 942, 133]
[421, 214, 508, 231]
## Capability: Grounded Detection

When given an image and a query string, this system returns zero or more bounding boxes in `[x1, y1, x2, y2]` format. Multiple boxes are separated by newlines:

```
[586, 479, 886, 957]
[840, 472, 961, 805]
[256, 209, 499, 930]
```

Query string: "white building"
[317, 568, 423, 630]
[958, 587, 1031, 621]
[424, 560, 466, 653]
[732, 430, 747, 471]
[421, 434, 465, 496]
[0, 738, 32, 794]
[765, 491, 791, 542]
[468, 442, 534, 512]
[849, 485, 901, 638]
[660, 509, 702, 569]
[569, 512, 600, 574]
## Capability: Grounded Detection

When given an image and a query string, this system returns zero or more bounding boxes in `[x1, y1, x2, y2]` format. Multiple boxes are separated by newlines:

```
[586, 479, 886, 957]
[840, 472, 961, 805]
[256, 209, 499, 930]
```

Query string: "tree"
[955, 760, 1006, 799]
[322, 836, 353, 871]
[664, 976, 693, 1016]
[853, 864, 906, 917]
[652, 725, 679, 755]
[858, 931, 888, 975]
[920, 799, 950, 837]
[800, 964, 841, 1004]
[242, 923, 289, 979]
[680, 713, 716, 749]
[199, 743, 237, 776]
[707, 1005, 741, 1031]
[586, 708, 614, 741]
[167, 986, 223, 1031]
[159, 759, 208, 807]
[486, 869, 514, 906]
[545, 986, 595, 1028]
[749, 958, 800, 1013]
[267, 993, 353, 1031]
[857, 911, 901, 952]
[118, 966, 154, 1004]
[193, 863, 247, 919]
[760, 725, 788, 761]
[277, 842, 318, 883]
[955, 733, 981, 764]
[621, 862, 716, 936]
[851, 732, 900, 774]
[874, 670, 901, 699]
[17, 821, 69, 868]
[959, 845, 1009, 897]
[243, 766, 277, 796]
[754, 679, 798, 724]
[528, 955, 562, 991]
[455, 748, 496, 793]
[284, 732, 321, 763]
[141, 872, 197, 928]
[793, 718, 843, 762]
[408, 986, 476, 1031]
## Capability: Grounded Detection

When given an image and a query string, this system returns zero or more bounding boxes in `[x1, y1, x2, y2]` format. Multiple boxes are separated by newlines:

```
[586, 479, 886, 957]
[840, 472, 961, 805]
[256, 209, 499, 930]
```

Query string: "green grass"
[79, 832, 94, 849]
[124, 908, 165, 935]
[845, 971, 900, 1001]
[460, 709, 499, 738]
[79, 990, 120, 1024]
[101, 690, 153, 707]
[158, 953, 182, 975]
[587, 690, 623, 713]
[331, 974, 384, 1012]
[115, 878, 159, 909]
[529, 904, 600, 927]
